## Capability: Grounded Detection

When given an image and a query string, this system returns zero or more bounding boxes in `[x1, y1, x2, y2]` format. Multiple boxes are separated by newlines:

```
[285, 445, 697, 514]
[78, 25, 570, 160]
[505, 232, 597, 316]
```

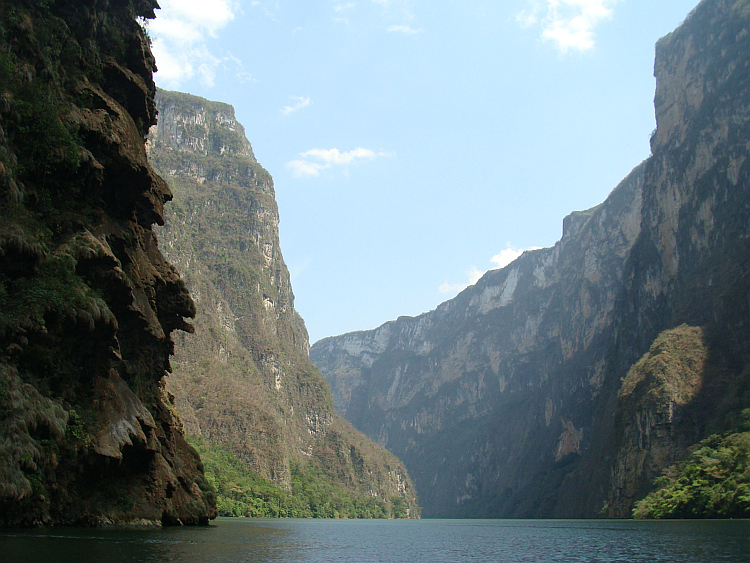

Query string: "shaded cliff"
[313, 162, 646, 518]
[311, 0, 750, 518]
[0, 1, 216, 525]
[150, 90, 419, 518]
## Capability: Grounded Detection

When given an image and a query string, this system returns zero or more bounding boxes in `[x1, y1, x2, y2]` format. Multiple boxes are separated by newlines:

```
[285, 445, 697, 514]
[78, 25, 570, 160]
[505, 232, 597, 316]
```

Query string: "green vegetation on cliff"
[610, 321, 750, 519]
[189, 437, 408, 518]
[634, 426, 750, 519]
[150, 89, 420, 519]
[629, 357, 750, 519]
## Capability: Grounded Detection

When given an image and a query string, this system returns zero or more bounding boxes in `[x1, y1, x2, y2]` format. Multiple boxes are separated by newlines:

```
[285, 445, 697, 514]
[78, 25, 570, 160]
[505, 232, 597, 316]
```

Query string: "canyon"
[150, 90, 419, 518]
[311, 0, 750, 518]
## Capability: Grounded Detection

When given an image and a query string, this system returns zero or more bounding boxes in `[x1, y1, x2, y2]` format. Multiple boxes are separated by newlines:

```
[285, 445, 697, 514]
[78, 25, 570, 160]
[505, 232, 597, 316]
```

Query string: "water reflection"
[1, 521, 292, 563]
[2, 518, 749, 563]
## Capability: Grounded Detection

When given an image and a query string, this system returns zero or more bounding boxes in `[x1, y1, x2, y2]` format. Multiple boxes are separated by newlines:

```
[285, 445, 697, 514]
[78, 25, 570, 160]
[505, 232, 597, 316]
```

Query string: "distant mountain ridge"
[311, 0, 750, 518]
[150, 90, 420, 517]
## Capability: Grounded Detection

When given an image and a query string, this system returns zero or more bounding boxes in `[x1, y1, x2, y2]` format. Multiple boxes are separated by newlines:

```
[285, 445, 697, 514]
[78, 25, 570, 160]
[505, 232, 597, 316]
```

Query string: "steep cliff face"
[0, 1, 216, 525]
[603, 0, 750, 516]
[312, 0, 750, 518]
[150, 90, 419, 517]
[314, 158, 646, 518]
[608, 325, 713, 515]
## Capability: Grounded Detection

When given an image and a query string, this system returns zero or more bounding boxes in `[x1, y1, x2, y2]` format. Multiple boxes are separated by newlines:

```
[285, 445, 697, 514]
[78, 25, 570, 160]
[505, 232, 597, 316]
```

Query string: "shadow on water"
[1, 518, 750, 563]
[0, 520, 292, 563]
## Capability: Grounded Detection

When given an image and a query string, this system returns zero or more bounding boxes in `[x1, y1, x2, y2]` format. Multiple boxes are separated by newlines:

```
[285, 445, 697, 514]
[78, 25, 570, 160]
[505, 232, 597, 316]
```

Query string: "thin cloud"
[281, 96, 312, 116]
[158, 0, 235, 36]
[516, 9, 539, 28]
[439, 245, 542, 295]
[302, 147, 385, 165]
[490, 244, 543, 270]
[371, 0, 419, 33]
[333, 2, 355, 24]
[334, 2, 356, 11]
[387, 24, 424, 35]
[150, 0, 239, 87]
[287, 147, 393, 178]
[287, 160, 328, 178]
[370, 0, 413, 12]
[518, 0, 617, 53]
[439, 267, 484, 295]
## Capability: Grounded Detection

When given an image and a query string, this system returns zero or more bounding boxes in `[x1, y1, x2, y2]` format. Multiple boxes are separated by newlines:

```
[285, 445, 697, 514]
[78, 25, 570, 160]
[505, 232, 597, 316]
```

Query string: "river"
[2, 518, 749, 562]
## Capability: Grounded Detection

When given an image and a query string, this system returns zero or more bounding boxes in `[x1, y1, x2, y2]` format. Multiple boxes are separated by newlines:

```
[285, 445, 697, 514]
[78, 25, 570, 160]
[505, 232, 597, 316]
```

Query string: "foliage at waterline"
[188, 437, 408, 519]
[633, 422, 750, 519]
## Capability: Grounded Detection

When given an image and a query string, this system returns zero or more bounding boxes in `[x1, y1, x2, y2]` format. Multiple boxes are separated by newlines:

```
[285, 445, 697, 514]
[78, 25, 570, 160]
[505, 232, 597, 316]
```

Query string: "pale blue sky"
[148, 0, 700, 344]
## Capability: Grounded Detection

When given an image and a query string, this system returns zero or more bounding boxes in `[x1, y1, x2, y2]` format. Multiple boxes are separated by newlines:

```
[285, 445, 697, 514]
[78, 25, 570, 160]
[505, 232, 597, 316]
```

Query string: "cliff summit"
[150, 89, 420, 518]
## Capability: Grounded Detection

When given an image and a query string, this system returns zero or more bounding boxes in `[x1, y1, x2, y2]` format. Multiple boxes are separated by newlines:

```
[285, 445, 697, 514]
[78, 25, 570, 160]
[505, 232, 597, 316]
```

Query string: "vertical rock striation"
[150, 90, 419, 516]
[0, 1, 216, 525]
[314, 160, 647, 518]
[312, 0, 750, 518]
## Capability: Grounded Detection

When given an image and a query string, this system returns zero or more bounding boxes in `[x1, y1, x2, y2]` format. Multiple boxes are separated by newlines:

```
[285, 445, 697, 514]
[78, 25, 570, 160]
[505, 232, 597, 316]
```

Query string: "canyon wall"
[311, 0, 750, 518]
[151, 90, 420, 517]
[0, 0, 215, 526]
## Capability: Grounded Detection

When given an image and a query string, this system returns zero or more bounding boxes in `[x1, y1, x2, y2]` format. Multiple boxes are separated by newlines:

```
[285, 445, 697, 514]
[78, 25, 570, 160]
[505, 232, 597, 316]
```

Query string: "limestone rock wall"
[150, 90, 420, 515]
[0, 0, 215, 526]
[312, 0, 750, 518]
[313, 163, 646, 517]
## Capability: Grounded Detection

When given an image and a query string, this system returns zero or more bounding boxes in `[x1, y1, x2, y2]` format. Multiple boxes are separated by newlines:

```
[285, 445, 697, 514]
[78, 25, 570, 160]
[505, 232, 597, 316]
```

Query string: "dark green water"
[2, 518, 749, 562]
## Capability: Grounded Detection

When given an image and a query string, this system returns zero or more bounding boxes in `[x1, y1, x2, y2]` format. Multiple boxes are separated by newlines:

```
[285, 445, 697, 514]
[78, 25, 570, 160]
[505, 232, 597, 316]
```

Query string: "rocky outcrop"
[150, 90, 420, 516]
[608, 325, 710, 516]
[312, 0, 750, 518]
[0, 1, 215, 525]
